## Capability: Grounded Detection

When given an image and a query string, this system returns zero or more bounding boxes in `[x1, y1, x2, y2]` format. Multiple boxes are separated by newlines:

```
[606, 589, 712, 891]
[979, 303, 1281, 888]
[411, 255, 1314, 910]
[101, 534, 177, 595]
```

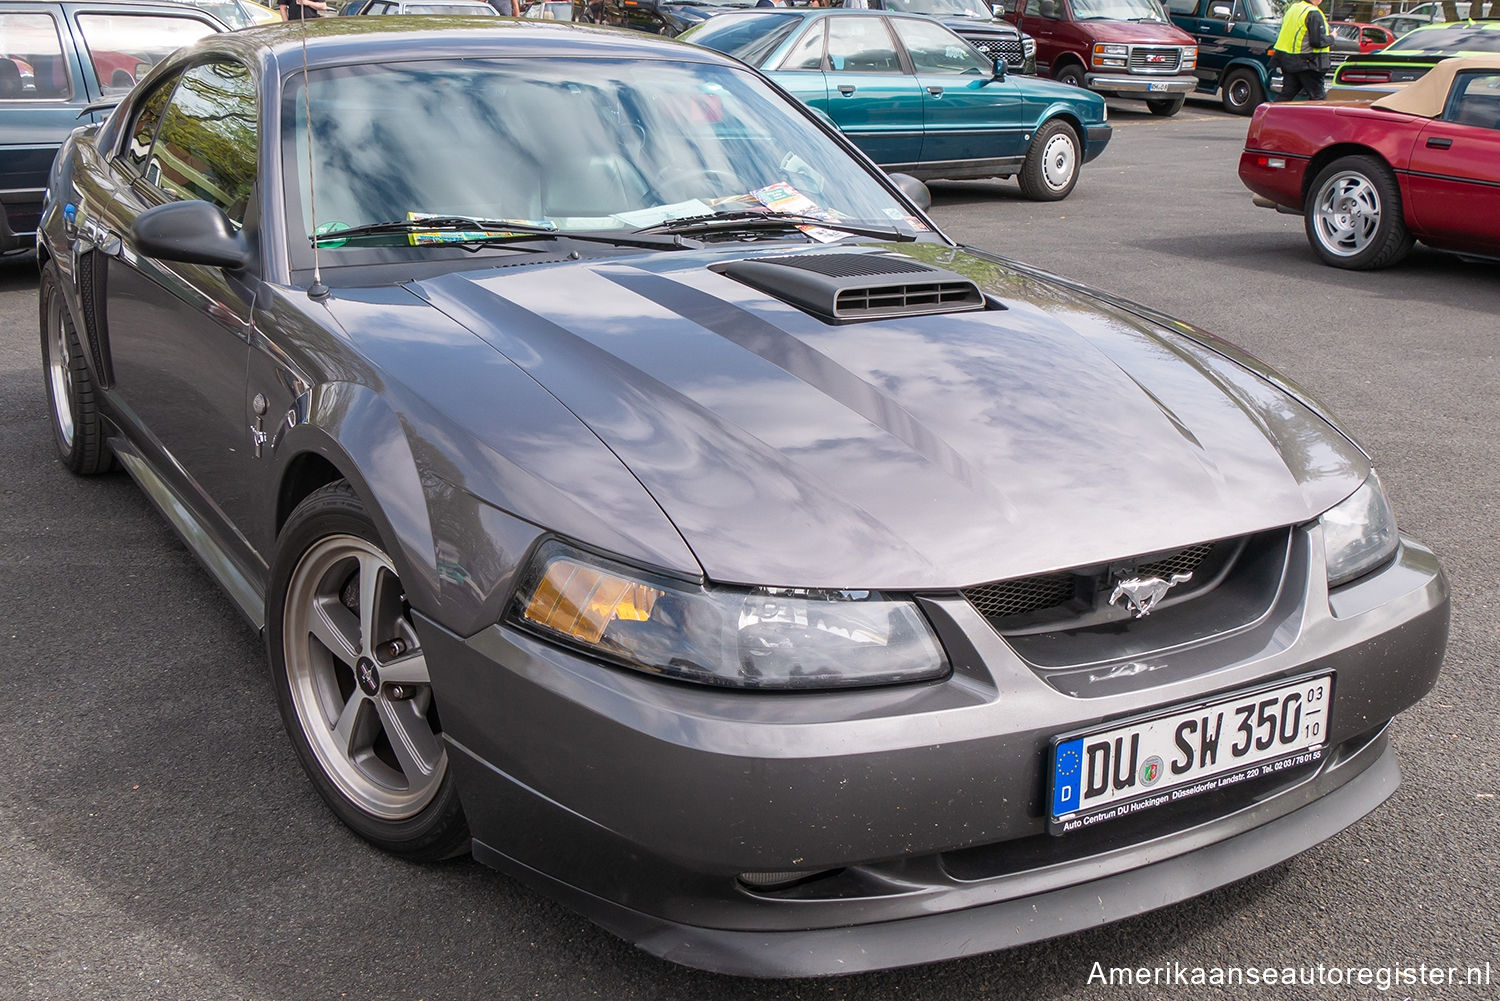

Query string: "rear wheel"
[39, 262, 112, 474]
[1303, 155, 1414, 270]
[1054, 63, 1086, 88]
[269, 482, 470, 861]
[1146, 96, 1185, 116]
[1221, 68, 1264, 115]
[1018, 119, 1081, 201]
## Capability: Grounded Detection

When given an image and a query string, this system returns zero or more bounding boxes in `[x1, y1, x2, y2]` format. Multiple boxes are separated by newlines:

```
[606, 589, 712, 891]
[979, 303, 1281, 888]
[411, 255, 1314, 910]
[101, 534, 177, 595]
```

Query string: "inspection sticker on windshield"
[1047, 673, 1332, 834]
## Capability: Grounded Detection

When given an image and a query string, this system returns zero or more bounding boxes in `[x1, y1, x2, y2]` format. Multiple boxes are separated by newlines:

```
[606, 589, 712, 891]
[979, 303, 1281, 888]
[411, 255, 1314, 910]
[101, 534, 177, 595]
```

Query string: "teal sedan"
[683, 9, 1111, 199]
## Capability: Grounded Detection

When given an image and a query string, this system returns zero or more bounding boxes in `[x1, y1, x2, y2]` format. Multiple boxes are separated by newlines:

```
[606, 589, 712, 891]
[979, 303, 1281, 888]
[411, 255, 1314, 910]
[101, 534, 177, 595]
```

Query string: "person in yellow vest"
[1268, 0, 1332, 102]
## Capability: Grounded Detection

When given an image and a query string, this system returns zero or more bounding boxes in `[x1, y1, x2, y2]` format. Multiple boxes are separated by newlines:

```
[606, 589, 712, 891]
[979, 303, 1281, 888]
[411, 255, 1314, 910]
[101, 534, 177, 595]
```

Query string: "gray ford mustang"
[38, 18, 1448, 977]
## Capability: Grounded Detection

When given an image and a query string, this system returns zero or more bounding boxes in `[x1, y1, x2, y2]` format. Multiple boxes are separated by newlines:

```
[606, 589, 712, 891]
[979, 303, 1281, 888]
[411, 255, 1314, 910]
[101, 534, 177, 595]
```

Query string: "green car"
[1333, 19, 1500, 87]
[683, 9, 1111, 200]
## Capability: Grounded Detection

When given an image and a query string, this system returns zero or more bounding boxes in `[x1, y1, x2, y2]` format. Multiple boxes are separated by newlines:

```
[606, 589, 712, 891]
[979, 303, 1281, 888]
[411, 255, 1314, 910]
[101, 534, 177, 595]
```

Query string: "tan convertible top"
[1371, 55, 1500, 116]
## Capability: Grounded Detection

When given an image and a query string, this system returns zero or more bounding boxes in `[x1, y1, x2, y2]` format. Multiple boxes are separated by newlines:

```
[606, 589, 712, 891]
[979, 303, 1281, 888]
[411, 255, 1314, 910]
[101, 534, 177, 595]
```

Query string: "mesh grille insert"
[962, 543, 1219, 624]
[835, 281, 983, 316]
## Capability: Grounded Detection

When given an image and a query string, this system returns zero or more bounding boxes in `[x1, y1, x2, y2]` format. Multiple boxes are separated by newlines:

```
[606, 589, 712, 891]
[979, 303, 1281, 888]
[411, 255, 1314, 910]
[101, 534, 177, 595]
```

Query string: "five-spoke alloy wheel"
[270, 482, 469, 860]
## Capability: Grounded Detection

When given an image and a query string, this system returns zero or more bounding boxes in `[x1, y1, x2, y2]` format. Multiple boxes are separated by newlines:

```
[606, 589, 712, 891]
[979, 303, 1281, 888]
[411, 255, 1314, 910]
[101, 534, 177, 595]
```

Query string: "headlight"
[1092, 42, 1129, 68]
[1320, 473, 1398, 587]
[1181, 46, 1197, 69]
[510, 543, 950, 690]
[1024, 36, 1037, 58]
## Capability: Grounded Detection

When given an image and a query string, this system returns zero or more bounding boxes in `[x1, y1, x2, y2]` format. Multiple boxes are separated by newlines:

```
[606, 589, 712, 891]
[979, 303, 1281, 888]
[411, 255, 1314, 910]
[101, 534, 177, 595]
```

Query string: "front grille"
[1129, 46, 1181, 72]
[834, 281, 984, 319]
[964, 33, 1025, 68]
[962, 542, 1217, 624]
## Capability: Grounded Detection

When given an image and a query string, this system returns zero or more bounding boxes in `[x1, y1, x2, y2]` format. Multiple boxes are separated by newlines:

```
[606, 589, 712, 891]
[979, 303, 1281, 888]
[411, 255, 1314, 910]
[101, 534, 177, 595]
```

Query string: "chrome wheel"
[1311, 170, 1381, 258]
[46, 290, 75, 450]
[282, 534, 445, 820]
[1041, 131, 1077, 192]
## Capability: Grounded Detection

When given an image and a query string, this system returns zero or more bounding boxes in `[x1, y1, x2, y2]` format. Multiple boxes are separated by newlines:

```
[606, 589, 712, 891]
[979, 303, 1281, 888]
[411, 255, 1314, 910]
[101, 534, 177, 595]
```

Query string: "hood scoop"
[712, 253, 987, 324]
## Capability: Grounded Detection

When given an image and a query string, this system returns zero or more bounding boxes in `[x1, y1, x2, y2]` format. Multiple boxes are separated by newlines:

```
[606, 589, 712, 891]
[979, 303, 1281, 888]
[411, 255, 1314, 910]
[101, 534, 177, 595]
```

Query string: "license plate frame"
[1148, 81, 1170, 92]
[1047, 671, 1333, 835]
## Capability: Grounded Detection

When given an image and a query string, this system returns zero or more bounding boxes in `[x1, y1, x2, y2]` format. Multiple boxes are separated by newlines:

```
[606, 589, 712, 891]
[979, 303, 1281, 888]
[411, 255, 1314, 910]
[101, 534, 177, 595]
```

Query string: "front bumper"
[1086, 72, 1199, 97]
[419, 534, 1447, 975]
[1084, 124, 1113, 163]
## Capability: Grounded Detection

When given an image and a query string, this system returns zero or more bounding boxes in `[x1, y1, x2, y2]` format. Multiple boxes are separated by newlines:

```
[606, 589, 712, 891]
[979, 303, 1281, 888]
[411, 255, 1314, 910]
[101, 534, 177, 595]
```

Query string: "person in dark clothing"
[280, 0, 330, 17]
[1269, 0, 1331, 101]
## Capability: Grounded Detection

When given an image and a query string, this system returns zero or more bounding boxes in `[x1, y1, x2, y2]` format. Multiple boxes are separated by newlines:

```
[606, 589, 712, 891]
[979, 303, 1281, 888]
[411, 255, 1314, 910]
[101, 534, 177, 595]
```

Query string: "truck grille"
[1129, 46, 1181, 72]
[964, 33, 1025, 69]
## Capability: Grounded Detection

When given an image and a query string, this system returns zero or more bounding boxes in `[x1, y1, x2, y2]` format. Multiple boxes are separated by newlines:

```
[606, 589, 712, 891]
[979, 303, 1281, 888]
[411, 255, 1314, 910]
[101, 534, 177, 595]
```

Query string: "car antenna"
[300, 17, 330, 301]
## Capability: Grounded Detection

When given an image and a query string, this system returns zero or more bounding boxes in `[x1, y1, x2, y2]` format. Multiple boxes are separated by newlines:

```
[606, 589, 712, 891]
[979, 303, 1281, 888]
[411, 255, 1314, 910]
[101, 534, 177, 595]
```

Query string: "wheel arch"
[1052, 52, 1088, 76]
[1220, 57, 1273, 89]
[1301, 144, 1393, 203]
[269, 386, 442, 627]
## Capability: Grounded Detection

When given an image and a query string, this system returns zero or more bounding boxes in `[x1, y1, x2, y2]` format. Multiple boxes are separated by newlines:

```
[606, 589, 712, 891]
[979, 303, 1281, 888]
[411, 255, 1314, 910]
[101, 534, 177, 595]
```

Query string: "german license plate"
[1048, 673, 1332, 834]
[1148, 81, 1169, 92]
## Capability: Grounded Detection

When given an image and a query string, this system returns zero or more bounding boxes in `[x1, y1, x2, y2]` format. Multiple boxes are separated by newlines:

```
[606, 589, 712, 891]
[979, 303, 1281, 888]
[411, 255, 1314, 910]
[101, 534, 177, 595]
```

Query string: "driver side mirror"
[992, 56, 1007, 79]
[887, 172, 932, 212]
[131, 200, 251, 270]
[1208, 1, 1232, 17]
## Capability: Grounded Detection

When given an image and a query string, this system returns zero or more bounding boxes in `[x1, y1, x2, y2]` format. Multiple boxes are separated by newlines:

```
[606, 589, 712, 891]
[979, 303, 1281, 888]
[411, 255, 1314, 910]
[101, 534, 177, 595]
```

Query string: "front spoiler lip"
[468, 730, 1400, 977]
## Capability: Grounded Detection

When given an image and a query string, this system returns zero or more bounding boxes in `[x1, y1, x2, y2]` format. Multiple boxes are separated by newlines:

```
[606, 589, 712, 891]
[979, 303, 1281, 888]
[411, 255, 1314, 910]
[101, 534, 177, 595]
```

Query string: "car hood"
[406, 243, 1367, 589]
[940, 17, 1019, 37]
[1085, 19, 1196, 44]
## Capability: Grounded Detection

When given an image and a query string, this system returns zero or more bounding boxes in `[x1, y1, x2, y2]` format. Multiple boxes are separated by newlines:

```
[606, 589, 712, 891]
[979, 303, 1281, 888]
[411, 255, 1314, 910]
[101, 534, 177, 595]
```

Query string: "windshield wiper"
[634, 210, 916, 242]
[310, 216, 696, 251]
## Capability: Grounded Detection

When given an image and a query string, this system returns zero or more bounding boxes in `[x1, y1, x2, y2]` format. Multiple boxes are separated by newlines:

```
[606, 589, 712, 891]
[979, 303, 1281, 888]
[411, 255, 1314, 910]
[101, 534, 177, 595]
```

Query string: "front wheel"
[1018, 119, 1081, 201]
[1220, 68, 1264, 115]
[1146, 96, 1185, 116]
[1054, 63, 1086, 88]
[269, 481, 469, 861]
[39, 262, 113, 474]
[1303, 155, 1414, 270]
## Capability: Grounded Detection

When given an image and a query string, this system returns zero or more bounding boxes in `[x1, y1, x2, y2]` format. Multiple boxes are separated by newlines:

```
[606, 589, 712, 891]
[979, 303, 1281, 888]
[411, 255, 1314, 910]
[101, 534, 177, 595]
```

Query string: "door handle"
[838, 83, 856, 95]
[927, 85, 944, 96]
[1426, 136, 1453, 149]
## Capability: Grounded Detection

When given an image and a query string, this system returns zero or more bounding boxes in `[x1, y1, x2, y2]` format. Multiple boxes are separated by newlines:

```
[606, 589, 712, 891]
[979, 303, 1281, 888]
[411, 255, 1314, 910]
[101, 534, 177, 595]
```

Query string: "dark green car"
[683, 9, 1110, 200]
[1333, 18, 1500, 86]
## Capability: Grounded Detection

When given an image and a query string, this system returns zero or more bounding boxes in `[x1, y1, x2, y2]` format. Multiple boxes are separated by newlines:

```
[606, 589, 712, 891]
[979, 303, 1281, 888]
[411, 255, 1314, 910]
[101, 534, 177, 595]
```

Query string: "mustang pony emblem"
[1108, 572, 1192, 618]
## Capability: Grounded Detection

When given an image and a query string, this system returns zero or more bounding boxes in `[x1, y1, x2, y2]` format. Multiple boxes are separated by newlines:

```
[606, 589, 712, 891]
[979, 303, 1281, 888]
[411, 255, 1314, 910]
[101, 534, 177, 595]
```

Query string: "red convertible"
[1239, 57, 1500, 269]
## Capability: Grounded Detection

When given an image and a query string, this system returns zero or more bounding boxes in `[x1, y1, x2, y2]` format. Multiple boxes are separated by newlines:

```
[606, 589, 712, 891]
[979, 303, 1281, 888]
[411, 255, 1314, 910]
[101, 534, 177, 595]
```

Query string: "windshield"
[1388, 24, 1500, 52]
[1238, 0, 1283, 23]
[884, 0, 994, 18]
[1070, 0, 1170, 19]
[283, 58, 927, 264]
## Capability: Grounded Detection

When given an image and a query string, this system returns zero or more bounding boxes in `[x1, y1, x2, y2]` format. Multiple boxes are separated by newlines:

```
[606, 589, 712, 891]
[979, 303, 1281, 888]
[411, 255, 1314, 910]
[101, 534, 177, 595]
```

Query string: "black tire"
[268, 481, 470, 861]
[1054, 63, 1086, 88]
[1017, 119, 1081, 201]
[1302, 155, 1414, 270]
[1146, 96, 1185, 116]
[39, 261, 113, 474]
[1220, 68, 1264, 115]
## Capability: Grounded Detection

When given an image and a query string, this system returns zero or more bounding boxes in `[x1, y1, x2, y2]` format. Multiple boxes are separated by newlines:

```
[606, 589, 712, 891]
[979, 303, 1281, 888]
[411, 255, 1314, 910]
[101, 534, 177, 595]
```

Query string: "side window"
[826, 16, 903, 73]
[1363, 27, 1385, 44]
[890, 18, 990, 75]
[122, 75, 180, 176]
[1445, 71, 1500, 131]
[0, 13, 72, 100]
[74, 13, 216, 95]
[147, 61, 259, 224]
[781, 21, 827, 70]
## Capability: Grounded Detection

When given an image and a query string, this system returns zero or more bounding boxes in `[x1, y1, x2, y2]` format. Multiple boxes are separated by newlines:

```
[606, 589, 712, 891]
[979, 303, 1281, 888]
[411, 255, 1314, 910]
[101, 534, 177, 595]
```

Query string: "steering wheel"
[653, 166, 738, 200]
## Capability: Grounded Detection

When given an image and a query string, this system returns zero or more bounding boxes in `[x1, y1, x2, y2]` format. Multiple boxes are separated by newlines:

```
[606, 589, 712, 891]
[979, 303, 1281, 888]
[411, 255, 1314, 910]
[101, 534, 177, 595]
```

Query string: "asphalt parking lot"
[1, 96, 1496, 1001]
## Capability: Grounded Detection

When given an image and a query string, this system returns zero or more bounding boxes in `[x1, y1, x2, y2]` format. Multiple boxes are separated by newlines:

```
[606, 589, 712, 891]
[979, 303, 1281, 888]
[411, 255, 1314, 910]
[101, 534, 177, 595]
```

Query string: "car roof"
[178, 16, 735, 68]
